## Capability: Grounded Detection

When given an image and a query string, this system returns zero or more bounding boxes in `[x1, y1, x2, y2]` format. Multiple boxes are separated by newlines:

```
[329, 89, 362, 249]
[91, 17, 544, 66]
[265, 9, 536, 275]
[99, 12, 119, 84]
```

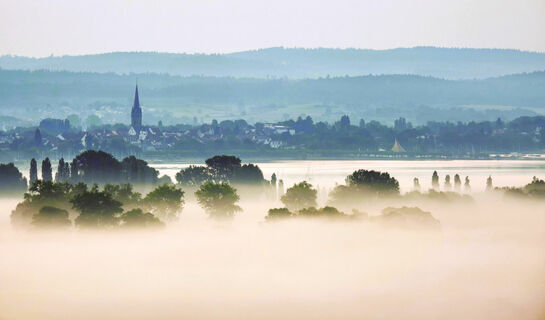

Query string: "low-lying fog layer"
[1, 193, 544, 320]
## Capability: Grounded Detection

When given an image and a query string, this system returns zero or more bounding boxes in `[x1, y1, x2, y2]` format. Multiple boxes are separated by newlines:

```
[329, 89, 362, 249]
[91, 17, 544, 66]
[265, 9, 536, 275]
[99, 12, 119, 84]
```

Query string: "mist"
[1, 186, 544, 320]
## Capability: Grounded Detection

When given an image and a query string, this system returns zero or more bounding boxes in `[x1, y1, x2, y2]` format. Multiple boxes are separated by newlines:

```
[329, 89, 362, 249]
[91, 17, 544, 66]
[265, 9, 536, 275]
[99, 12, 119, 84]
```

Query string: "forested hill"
[1, 69, 544, 109]
[2, 47, 545, 79]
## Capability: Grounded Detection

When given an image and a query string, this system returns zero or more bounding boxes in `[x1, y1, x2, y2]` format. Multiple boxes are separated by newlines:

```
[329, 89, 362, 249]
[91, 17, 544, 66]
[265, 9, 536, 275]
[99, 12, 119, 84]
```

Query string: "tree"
[30, 159, 38, 184]
[486, 175, 493, 191]
[232, 164, 265, 184]
[346, 170, 400, 195]
[121, 156, 158, 185]
[71, 150, 122, 184]
[205, 155, 241, 181]
[31, 206, 71, 229]
[120, 209, 165, 229]
[523, 176, 545, 197]
[266, 208, 292, 220]
[11, 180, 72, 227]
[413, 177, 420, 191]
[464, 176, 471, 192]
[176, 165, 211, 186]
[278, 179, 285, 197]
[454, 174, 461, 192]
[103, 184, 142, 209]
[143, 184, 184, 220]
[432, 171, 440, 190]
[55, 158, 70, 183]
[281, 181, 317, 212]
[41, 158, 52, 182]
[339, 115, 350, 129]
[0, 163, 28, 195]
[72, 187, 124, 229]
[195, 182, 241, 217]
[444, 175, 452, 191]
[271, 173, 277, 187]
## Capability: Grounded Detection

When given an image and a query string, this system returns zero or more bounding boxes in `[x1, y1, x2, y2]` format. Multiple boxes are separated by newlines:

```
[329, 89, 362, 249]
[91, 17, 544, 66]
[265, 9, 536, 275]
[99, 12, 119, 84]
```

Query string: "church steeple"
[131, 84, 142, 127]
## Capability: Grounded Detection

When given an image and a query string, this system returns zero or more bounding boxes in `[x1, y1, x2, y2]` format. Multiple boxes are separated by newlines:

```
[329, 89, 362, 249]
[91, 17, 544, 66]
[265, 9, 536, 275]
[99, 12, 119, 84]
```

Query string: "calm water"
[151, 160, 545, 193]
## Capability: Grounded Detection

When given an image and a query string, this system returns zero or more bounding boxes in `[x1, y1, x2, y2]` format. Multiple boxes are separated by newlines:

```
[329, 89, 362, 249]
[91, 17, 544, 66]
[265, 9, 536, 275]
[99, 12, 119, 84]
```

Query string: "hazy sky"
[1, 0, 544, 57]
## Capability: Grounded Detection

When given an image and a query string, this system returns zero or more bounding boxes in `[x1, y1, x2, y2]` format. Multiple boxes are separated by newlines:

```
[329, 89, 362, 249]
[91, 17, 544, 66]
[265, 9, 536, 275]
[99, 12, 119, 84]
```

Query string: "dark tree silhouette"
[432, 171, 440, 190]
[486, 175, 493, 191]
[205, 155, 241, 181]
[346, 169, 400, 195]
[103, 184, 142, 209]
[11, 180, 72, 227]
[175, 165, 211, 186]
[29, 159, 38, 184]
[0, 163, 28, 195]
[195, 182, 241, 217]
[413, 177, 420, 191]
[120, 208, 164, 229]
[41, 158, 52, 182]
[444, 175, 452, 191]
[464, 176, 471, 192]
[142, 184, 184, 220]
[454, 174, 461, 192]
[71, 150, 122, 185]
[281, 181, 317, 212]
[72, 187, 124, 228]
[232, 164, 265, 184]
[55, 158, 70, 183]
[266, 208, 293, 220]
[121, 156, 158, 185]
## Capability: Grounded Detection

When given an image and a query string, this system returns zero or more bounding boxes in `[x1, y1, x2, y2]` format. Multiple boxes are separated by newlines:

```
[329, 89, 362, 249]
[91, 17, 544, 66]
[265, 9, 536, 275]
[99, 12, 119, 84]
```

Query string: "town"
[1, 84, 544, 163]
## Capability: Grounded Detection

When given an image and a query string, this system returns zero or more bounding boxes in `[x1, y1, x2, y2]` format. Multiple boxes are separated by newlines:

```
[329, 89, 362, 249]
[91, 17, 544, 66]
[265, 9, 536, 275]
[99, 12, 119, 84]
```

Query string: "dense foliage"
[195, 182, 241, 217]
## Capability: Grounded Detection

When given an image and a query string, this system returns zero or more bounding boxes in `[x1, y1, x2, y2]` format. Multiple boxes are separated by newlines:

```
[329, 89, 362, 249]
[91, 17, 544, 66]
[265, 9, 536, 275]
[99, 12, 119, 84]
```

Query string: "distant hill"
[2, 47, 545, 79]
[0, 69, 544, 125]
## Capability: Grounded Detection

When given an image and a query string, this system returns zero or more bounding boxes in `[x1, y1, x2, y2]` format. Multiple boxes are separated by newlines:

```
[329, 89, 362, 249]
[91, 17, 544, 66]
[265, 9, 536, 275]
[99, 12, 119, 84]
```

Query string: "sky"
[0, 0, 544, 57]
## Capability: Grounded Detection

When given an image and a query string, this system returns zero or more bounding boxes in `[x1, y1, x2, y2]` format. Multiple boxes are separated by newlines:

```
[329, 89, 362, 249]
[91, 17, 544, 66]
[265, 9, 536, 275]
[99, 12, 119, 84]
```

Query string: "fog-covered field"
[1, 160, 545, 319]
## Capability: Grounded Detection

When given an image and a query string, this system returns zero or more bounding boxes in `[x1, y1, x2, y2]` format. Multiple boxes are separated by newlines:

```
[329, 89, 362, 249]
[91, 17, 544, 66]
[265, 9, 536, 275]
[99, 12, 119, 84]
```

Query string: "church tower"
[131, 84, 142, 127]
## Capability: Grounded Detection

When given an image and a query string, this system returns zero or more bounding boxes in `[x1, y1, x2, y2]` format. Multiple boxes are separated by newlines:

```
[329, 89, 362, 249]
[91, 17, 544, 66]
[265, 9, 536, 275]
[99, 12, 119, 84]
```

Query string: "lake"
[151, 160, 545, 193]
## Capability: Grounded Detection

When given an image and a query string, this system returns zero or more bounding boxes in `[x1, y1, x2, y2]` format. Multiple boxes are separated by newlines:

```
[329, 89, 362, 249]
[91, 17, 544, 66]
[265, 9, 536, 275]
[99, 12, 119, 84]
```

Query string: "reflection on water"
[152, 160, 545, 192]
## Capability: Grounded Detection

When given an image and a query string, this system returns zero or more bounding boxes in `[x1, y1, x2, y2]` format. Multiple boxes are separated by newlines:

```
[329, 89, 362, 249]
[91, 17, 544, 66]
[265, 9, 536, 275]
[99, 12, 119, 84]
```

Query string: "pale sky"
[1, 0, 544, 57]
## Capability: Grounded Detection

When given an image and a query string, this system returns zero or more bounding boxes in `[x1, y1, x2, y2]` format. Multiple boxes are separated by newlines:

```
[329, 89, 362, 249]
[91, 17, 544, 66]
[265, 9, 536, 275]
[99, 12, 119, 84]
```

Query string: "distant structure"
[131, 84, 142, 128]
[391, 139, 406, 153]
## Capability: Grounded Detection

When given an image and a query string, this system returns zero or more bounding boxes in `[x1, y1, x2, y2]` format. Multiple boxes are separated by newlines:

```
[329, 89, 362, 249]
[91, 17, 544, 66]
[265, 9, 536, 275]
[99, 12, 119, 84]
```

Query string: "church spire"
[133, 84, 140, 109]
[131, 83, 142, 127]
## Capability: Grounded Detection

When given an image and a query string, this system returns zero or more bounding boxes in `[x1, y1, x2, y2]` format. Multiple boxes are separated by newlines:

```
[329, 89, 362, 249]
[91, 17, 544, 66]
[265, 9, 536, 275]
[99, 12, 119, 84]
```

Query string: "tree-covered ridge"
[2, 47, 545, 79]
[1, 68, 544, 126]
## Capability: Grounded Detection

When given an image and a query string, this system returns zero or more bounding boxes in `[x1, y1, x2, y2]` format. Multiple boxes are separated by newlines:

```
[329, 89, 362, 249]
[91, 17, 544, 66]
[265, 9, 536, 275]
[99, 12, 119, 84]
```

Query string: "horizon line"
[2, 45, 545, 59]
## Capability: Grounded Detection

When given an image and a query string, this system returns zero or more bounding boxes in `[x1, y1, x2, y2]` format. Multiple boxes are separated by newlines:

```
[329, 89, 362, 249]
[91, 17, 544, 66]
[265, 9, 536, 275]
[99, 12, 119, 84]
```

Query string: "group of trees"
[497, 176, 545, 199]
[426, 171, 472, 192]
[27, 150, 165, 186]
[175, 155, 266, 186]
[11, 180, 184, 229]
[11, 168, 247, 230]
[0, 163, 28, 194]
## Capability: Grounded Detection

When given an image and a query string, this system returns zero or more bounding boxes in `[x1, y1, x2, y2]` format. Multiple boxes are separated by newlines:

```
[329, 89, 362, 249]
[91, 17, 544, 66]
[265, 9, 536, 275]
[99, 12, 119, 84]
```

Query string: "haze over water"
[153, 160, 545, 193]
[1, 160, 544, 319]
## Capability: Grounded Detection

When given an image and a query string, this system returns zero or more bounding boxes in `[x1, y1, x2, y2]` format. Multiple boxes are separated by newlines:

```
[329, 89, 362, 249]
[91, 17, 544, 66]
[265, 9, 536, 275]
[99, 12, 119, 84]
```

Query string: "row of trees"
[27, 151, 165, 186]
[11, 177, 244, 229]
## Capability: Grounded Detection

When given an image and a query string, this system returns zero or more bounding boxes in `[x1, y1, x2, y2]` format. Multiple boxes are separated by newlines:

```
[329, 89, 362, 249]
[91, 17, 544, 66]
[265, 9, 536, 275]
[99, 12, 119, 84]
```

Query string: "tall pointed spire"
[131, 83, 142, 128]
[133, 84, 140, 109]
